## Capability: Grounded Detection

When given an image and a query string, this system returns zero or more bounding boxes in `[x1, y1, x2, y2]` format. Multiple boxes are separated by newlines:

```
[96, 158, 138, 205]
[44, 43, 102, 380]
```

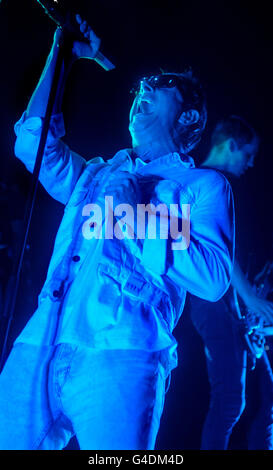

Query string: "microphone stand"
[0, 30, 68, 371]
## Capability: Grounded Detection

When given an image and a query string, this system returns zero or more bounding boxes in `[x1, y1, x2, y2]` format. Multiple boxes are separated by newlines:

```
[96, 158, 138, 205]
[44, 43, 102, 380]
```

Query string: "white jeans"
[0, 343, 166, 450]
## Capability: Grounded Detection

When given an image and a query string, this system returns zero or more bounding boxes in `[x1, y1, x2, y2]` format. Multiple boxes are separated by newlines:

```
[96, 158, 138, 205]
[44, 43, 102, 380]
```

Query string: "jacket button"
[72, 255, 80, 262]
[53, 290, 61, 298]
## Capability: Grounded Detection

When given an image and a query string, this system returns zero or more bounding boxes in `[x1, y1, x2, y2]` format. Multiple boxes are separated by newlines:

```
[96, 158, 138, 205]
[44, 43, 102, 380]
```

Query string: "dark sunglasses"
[130, 74, 183, 95]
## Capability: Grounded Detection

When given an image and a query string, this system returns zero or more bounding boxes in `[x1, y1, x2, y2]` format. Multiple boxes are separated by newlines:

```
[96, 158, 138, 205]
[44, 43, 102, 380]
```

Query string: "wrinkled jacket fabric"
[13, 112, 235, 375]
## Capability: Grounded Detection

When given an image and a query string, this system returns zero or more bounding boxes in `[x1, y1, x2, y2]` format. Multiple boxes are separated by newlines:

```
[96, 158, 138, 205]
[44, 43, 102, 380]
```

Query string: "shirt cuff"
[14, 111, 66, 139]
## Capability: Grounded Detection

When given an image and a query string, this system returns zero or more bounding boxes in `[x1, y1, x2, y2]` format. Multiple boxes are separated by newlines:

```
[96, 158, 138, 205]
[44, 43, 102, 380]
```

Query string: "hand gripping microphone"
[36, 0, 115, 71]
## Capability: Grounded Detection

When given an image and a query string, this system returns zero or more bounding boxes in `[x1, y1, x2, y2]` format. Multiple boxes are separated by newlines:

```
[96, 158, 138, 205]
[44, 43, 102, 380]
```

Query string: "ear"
[178, 109, 200, 126]
[227, 138, 238, 153]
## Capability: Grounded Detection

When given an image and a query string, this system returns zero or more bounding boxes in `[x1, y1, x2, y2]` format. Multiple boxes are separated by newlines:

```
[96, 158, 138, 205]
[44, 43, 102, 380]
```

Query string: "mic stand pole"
[0, 30, 68, 371]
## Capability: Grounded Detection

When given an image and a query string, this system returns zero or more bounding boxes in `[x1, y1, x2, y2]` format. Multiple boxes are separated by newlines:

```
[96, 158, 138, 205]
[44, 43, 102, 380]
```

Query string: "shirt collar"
[109, 148, 195, 171]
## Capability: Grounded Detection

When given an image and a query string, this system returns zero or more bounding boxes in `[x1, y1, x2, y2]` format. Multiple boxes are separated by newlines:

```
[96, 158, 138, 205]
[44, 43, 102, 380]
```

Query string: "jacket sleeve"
[14, 112, 87, 205]
[166, 171, 235, 302]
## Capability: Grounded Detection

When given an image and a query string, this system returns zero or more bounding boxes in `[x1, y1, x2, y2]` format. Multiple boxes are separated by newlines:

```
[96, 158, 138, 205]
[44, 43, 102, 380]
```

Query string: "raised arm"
[26, 16, 101, 118]
[14, 16, 101, 205]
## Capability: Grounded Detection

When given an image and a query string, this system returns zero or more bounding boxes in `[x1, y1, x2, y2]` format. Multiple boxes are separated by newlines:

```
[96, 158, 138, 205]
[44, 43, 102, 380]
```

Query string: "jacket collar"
[109, 148, 195, 171]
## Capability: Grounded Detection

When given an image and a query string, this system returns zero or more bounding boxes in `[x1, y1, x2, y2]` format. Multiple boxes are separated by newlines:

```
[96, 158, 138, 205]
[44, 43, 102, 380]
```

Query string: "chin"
[129, 124, 146, 143]
[129, 119, 140, 134]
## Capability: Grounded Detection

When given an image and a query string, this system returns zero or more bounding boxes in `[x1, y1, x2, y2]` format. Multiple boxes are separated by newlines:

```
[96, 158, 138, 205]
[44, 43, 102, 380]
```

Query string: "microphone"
[36, 0, 115, 71]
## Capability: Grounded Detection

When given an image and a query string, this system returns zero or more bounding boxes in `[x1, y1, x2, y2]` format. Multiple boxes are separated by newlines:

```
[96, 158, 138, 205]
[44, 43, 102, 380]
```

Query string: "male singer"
[0, 16, 234, 449]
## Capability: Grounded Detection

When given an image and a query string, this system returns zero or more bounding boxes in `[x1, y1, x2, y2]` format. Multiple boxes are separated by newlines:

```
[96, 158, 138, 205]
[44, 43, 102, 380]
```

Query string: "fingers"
[80, 21, 88, 35]
[75, 13, 82, 24]
[74, 13, 101, 56]
[75, 14, 92, 37]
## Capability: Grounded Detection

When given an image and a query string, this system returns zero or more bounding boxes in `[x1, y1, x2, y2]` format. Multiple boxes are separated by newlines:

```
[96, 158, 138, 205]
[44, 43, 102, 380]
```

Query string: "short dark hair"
[211, 115, 258, 150]
[170, 70, 207, 153]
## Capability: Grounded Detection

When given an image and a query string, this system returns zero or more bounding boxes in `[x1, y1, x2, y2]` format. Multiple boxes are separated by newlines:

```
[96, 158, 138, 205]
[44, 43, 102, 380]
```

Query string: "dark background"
[0, 0, 272, 450]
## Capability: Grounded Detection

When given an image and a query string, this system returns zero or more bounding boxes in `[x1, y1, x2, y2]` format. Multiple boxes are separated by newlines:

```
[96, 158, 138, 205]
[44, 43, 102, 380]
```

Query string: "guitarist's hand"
[244, 295, 273, 325]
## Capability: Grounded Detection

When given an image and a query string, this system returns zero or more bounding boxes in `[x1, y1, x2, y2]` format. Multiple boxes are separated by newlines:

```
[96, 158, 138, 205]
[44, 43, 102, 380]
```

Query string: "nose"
[247, 154, 255, 168]
[140, 79, 154, 93]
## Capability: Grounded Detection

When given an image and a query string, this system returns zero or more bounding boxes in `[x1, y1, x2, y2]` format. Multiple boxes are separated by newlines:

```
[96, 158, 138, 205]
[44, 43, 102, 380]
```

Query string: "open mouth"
[135, 99, 154, 116]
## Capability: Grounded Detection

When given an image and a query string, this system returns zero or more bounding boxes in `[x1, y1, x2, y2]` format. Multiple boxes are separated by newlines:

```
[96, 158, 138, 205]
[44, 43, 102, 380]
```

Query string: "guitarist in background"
[189, 115, 273, 449]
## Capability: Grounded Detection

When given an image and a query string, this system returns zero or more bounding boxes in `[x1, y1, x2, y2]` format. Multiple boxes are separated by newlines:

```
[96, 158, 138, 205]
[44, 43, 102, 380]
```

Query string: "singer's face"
[129, 79, 183, 147]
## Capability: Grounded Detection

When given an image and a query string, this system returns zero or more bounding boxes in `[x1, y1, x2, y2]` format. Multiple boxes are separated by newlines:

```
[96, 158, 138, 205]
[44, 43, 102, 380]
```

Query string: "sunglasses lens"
[150, 75, 178, 88]
[166, 77, 176, 87]
[131, 75, 179, 95]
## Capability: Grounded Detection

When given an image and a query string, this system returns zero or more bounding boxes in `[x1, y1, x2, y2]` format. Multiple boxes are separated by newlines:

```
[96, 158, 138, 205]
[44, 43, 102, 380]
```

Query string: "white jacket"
[13, 112, 235, 375]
